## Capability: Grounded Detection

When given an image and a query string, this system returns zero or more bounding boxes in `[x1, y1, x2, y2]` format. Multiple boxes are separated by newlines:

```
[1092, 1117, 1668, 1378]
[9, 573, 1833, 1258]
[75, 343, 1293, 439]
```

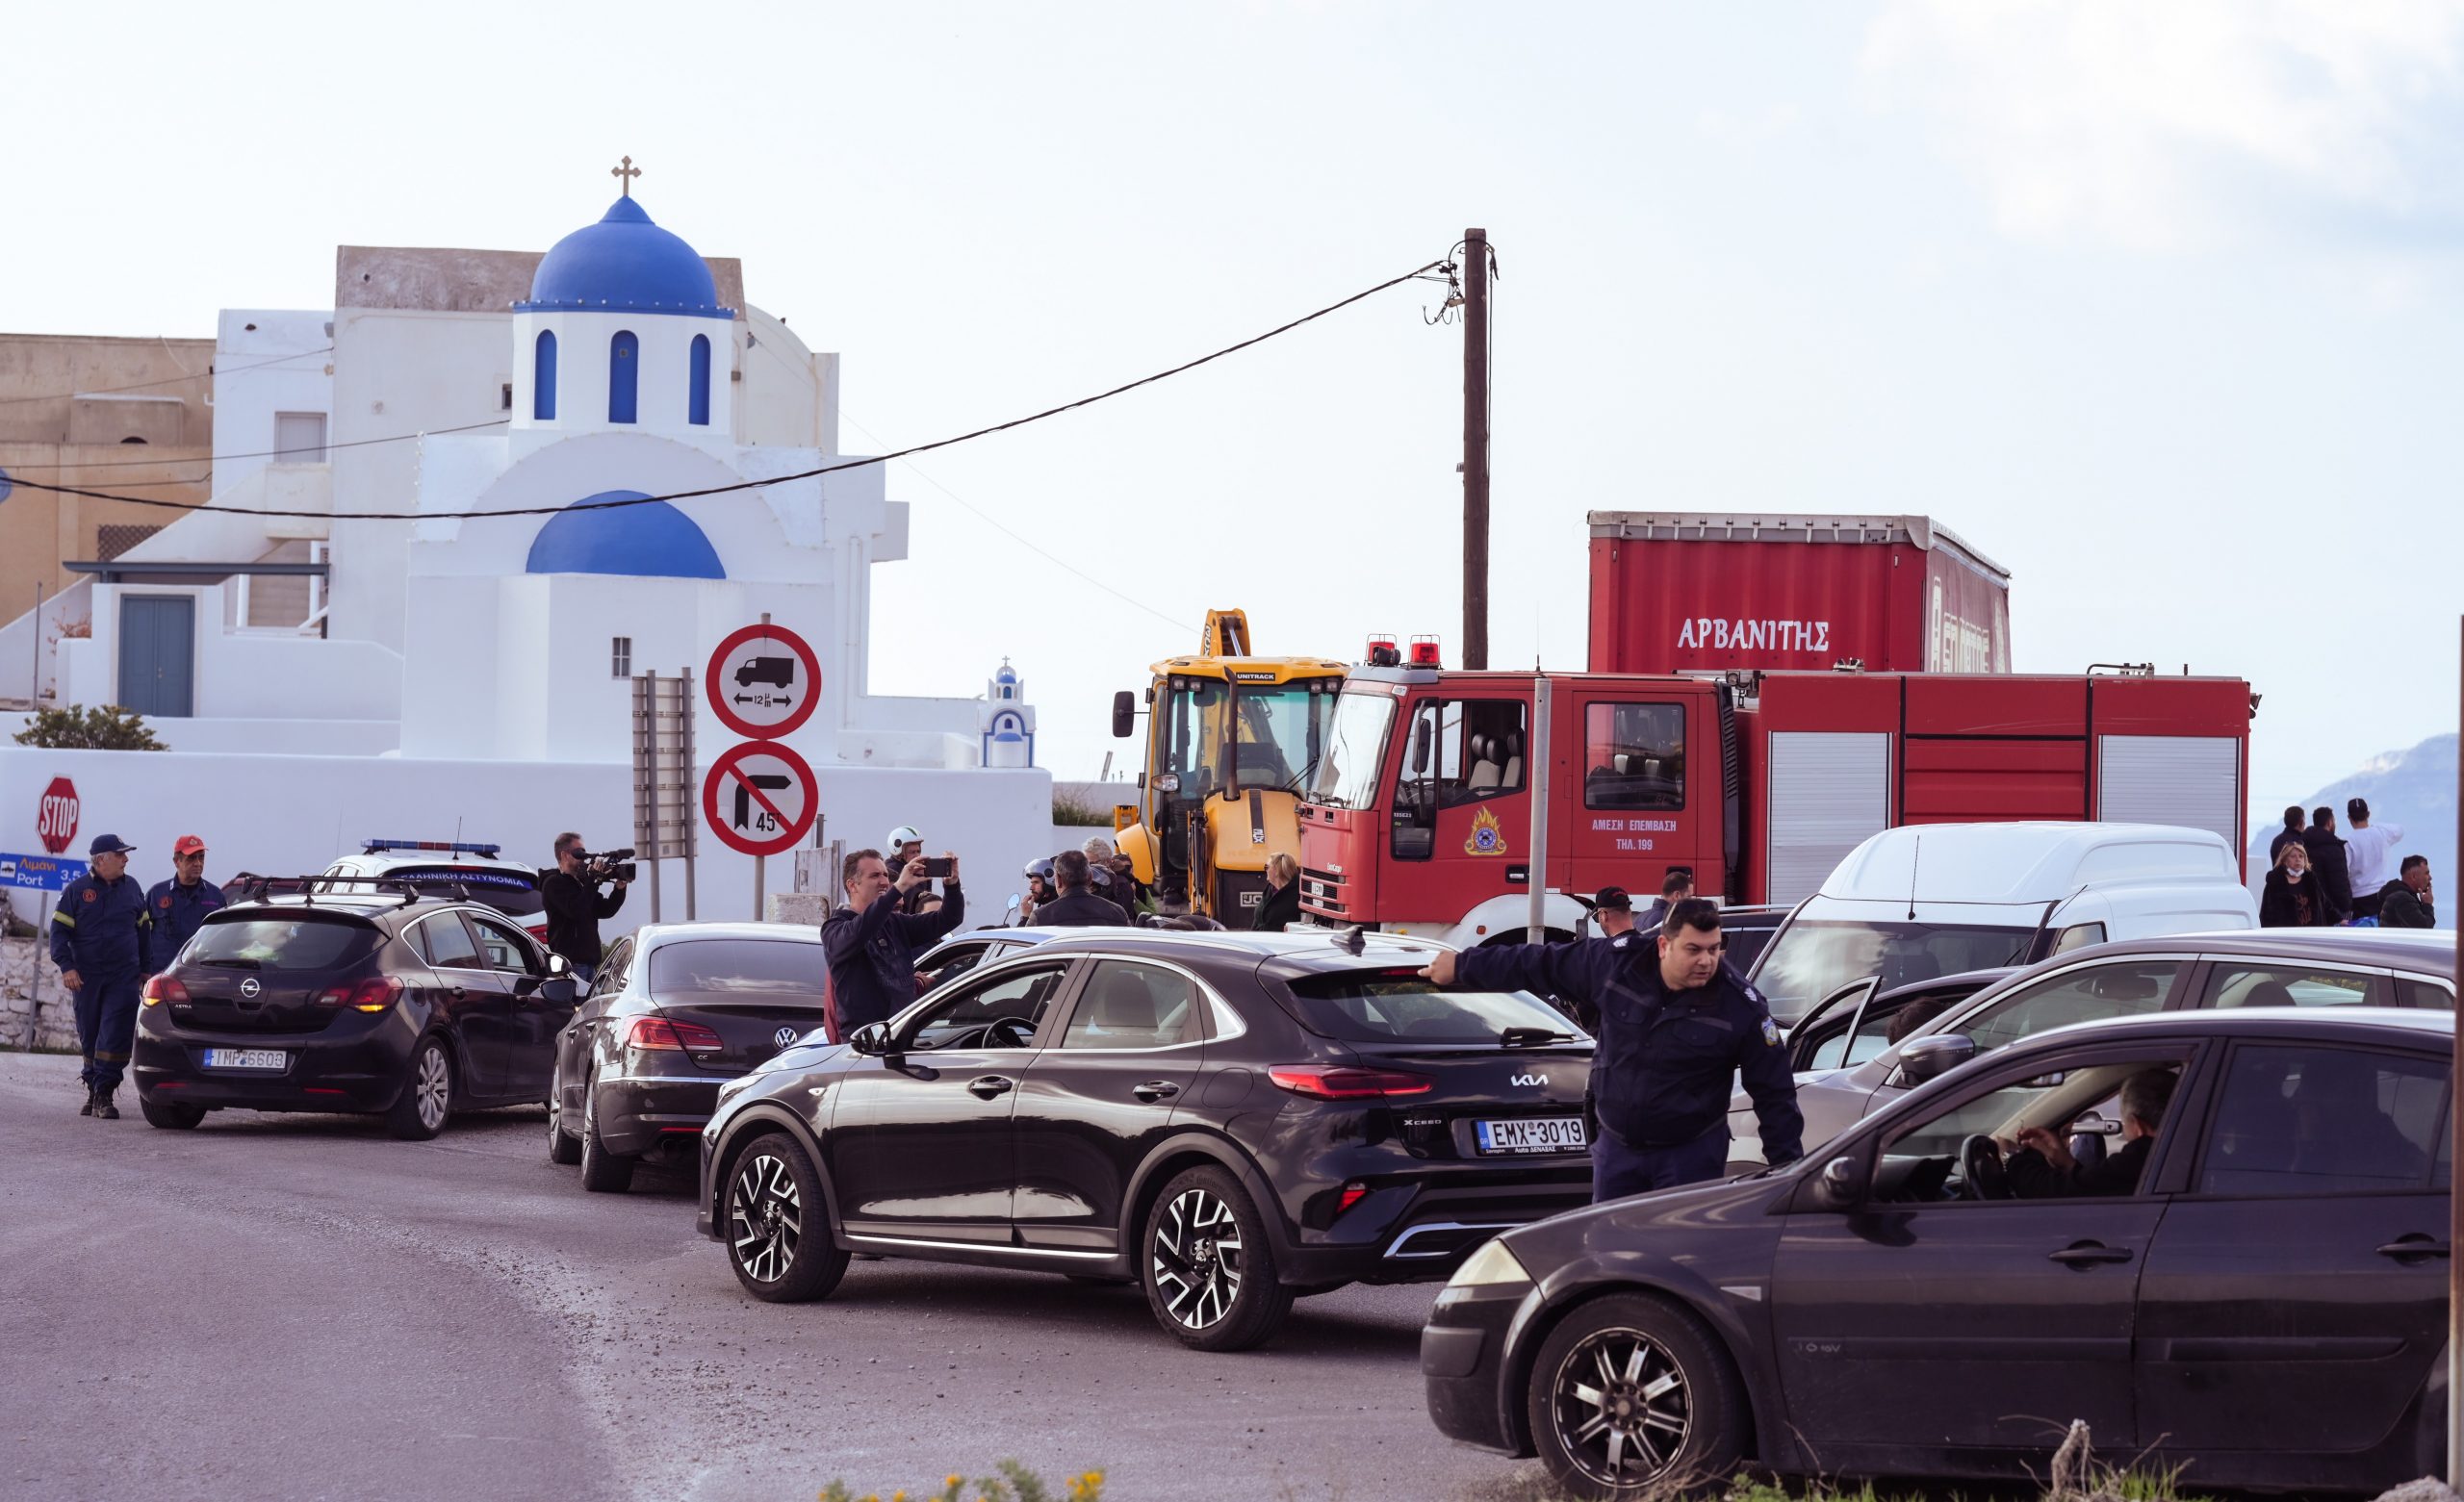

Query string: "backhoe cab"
[1110, 609, 1347, 923]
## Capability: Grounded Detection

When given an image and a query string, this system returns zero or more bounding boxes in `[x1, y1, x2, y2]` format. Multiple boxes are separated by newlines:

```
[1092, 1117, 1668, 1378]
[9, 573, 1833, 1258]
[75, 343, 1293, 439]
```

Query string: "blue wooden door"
[117, 595, 194, 718]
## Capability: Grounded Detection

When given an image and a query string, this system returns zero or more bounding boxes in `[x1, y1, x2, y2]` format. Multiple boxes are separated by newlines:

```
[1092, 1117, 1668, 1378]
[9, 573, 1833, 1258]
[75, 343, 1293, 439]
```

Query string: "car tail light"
[317, 976, 403, 1011]
[1337, 1181, 1371, 1215]
[1268, 1064, 1433, 1100]
[141, 975, 190, 1006]
[629, 1016, 725, 1052]
[526, 923, 550, 942]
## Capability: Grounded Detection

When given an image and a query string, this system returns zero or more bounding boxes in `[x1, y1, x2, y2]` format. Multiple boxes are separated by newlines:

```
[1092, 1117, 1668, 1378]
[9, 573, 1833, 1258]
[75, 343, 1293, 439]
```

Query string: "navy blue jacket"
[50, 872, 154, 981]
[822, 882, 965, 1033]
[142, 877, 226, 973]
[1457, 932, 1803, 1162]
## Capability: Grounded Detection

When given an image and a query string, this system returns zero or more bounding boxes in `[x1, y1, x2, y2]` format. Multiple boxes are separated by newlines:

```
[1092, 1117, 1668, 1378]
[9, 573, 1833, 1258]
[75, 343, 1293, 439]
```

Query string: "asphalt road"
[0, 1052, 1549, 1502]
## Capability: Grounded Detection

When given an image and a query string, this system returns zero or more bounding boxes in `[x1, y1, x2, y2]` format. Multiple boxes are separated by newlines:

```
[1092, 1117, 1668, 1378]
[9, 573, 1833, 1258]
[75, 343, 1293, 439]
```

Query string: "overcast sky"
[9, 1, 2460, 818]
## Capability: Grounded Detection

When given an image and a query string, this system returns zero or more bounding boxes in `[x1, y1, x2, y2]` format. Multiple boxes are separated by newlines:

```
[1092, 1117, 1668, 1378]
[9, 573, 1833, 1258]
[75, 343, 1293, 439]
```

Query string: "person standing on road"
[2378, 855, 2436, 929]
[1636, 871, 1692, 932]
[2300, 806, 2355, 925]
[2342, 799, 2405, 923]
[823, 848, 965, 1034]
[49, 834, 154, 1119]
[2269, 805, 2307, 865]
[1014, 858, 1059, 926]
[1422, 898, 1803, 1200]
[141, 834, 225, 976]
[1034, 852, 1130, 928]
[886, 825, 937, 916]
[542, 832, 629, 984]
[2260, 841, 2332, 929]
[1251, 853, 1302, 931]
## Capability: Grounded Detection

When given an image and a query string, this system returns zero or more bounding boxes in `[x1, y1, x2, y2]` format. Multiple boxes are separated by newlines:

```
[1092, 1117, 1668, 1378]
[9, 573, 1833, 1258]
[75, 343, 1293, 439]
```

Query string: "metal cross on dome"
[610, 156, 641, 196]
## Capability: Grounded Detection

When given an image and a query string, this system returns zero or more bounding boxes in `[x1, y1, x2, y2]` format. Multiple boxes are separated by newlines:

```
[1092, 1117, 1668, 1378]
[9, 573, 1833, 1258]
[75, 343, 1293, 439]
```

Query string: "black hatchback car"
[133, 892, 578, 1138]
[698, 930, 1597, 1350]
[1425, 1006, 2454, 1498]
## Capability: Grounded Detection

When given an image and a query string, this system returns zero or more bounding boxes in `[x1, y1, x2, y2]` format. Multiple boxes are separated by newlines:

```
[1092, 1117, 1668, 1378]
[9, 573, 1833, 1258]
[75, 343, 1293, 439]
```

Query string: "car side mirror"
[1897, 1032, 1976, 1086]
[1112, 690, 1136, 739]
[1410, 716, 1432, 775]
[848, 1022, 895, 1057]
[544, 952, 573, 978]
[538, 977, 578, 1006]
[1810, 1154, 1868, 1210]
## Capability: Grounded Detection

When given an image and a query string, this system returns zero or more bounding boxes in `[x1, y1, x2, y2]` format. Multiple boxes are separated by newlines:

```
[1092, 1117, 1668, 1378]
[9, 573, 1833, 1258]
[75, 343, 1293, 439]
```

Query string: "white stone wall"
[0, 938, 78, 1052]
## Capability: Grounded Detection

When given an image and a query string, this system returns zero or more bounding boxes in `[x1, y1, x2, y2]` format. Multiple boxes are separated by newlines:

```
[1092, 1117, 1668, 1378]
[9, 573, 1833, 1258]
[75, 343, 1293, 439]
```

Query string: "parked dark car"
[1426, 1006, 2455, 1497]
[133, 892, 578, 1139]
[697, 929, 1597, 1350]
[1779, 929, 2456, 1156]
[549, 923, 831, 1192]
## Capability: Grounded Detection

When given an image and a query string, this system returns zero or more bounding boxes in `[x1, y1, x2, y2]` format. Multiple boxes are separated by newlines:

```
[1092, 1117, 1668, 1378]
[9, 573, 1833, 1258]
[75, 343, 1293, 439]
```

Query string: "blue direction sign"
[0, 851, 89, 891]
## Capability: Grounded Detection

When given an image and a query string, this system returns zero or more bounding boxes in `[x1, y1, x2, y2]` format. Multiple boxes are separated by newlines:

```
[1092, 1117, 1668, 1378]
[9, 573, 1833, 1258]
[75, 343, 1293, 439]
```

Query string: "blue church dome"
[516, 197, 732, 319]
[526, 491, 726, 579]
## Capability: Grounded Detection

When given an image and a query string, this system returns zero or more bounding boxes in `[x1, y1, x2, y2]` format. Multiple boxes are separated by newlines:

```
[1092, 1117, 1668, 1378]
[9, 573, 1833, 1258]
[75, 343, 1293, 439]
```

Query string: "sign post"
[631, 669, 698, 925]
[706, 615, 820, 921]
[36, 776, 79, 855]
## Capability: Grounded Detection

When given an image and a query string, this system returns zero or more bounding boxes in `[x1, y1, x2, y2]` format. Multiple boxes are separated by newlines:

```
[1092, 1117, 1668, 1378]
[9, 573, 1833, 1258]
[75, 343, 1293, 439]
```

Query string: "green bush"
[1052, 792, 1115, 827]
[12, 703, 167, 751]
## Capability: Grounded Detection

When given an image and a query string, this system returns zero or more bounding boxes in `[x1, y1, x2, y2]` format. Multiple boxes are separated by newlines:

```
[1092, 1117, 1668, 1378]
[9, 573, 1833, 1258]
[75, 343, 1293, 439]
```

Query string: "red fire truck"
[1295, 656, 2252, 950]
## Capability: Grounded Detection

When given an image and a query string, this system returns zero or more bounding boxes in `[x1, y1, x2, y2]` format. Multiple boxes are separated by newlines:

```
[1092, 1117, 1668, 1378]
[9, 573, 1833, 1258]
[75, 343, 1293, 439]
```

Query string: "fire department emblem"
[1464, 806, 1507, 857]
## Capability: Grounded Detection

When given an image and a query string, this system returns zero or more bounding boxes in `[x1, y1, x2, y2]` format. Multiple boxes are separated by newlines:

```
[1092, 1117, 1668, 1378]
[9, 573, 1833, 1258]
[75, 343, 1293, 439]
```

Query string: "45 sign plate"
[701, 742, 818, 857]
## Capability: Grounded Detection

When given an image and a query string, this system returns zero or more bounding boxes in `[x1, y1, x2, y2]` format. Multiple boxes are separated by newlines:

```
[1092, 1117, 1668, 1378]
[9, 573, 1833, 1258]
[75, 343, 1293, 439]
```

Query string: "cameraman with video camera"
[543, 831, 631, 983]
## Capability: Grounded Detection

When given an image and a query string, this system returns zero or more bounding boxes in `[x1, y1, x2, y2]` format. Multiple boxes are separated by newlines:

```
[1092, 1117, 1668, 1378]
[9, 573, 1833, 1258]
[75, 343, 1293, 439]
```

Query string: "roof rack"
[239, 875, 439, 908]
[362, 838, 503, 857]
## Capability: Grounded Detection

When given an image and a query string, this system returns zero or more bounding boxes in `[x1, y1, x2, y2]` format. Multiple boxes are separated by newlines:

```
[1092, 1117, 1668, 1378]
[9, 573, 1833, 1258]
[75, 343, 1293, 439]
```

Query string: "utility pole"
[1461, 226, 1491, 672]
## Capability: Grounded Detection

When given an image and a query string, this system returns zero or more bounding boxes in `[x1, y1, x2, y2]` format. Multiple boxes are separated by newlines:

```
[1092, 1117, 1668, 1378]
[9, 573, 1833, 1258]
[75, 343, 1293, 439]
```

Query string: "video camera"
[576, 847, 638, 884]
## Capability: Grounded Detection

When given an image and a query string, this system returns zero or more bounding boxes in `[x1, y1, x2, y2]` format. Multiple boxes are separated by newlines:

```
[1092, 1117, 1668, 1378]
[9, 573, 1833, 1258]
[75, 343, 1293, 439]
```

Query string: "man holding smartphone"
[823, 847, 966, 1034]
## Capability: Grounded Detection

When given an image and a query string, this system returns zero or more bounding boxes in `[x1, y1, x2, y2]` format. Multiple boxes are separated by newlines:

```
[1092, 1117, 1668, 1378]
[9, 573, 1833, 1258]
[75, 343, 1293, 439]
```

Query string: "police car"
[314, 839, 549, 943]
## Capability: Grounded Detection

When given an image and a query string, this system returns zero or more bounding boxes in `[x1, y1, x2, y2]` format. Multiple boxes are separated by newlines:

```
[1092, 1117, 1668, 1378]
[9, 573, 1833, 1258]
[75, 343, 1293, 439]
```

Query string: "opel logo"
[775, 1027, 799, 1050]
[239, 978, 262, 1000]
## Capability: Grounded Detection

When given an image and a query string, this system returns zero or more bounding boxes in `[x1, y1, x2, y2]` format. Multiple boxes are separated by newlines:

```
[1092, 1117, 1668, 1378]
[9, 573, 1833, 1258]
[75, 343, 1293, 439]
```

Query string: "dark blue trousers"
[75, 973, 141, 1090]
[1591, 1126, 1728, 1202]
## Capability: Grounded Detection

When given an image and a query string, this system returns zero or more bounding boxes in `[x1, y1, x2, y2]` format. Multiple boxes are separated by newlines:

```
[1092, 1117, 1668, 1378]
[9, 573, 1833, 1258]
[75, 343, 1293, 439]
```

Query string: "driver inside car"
[1997, 1067, 2176, 1199]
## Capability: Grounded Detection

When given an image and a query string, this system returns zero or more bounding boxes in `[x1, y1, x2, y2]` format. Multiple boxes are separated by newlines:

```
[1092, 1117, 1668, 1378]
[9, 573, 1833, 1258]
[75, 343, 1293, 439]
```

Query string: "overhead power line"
[2, 260, 1447, 522]
[0, 346, 334, 407]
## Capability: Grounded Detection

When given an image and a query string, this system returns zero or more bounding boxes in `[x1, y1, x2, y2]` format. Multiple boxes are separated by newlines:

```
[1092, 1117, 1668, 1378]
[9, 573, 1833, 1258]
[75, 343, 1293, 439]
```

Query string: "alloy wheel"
[413, 1046, 449, 1132]
[731, 1153, 804, 1285]
[1548, 1325, 1692, 1489]
[1150, 1186, 1244, 1330]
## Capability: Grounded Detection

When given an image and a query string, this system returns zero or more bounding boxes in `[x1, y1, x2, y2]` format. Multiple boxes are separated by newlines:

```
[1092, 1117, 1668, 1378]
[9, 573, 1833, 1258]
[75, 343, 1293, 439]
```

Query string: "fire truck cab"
[1296, 654, 2252, 953]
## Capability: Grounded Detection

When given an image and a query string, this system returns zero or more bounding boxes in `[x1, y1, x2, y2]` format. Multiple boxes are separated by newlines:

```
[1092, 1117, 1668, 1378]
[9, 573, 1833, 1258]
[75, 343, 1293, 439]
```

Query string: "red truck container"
[1296, 661, 2250, 965]
[1586, 513, 2013, 675]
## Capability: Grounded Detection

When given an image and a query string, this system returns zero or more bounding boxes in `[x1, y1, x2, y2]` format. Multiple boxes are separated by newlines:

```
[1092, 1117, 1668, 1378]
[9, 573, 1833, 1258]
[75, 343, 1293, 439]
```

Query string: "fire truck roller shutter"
[1767, 731, 1892, 905]
[2096, 736, 2242, 853]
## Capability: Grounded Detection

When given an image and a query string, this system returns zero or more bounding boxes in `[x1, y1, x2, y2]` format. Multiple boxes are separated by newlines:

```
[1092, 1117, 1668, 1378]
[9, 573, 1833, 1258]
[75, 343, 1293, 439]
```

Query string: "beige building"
[0, 334, 218, 691]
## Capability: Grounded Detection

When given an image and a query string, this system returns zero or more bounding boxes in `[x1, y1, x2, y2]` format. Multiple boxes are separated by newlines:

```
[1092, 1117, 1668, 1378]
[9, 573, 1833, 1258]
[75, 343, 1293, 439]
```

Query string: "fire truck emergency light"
[1365, 636, 1401, 668]
[1408, 636, 1442, 667]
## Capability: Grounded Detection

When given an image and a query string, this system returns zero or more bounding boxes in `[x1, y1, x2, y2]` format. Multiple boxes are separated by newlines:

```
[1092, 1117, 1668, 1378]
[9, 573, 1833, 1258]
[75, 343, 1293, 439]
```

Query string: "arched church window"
[687, 335, 711, 426]
[533, 330, 558, 420]
[609, 330, 639, 424]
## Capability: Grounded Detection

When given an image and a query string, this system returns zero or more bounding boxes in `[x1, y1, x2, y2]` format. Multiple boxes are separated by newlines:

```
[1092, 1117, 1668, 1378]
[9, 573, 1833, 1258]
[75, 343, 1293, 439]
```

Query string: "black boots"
[80, 1085, 96, 1117]
[93, 1087, 119, 1121]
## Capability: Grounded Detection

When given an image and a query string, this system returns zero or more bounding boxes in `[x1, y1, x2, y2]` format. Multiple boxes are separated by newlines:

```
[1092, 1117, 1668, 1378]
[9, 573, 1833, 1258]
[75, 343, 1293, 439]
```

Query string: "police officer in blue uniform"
[1423, 896, 1802, 1200]
[142, 833, 224, 977]
[50, 833, 154, 1119]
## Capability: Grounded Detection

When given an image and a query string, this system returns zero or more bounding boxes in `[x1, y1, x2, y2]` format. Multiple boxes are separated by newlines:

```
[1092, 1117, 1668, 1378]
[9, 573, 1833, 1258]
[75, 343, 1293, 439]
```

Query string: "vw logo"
[775, 1026, 799, 1050]
[239, 978, 262, 1000]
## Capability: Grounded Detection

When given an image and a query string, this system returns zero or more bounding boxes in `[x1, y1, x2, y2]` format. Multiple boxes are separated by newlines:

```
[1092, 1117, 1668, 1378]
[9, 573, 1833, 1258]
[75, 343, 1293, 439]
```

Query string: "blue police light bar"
[362, 839, 503, 856]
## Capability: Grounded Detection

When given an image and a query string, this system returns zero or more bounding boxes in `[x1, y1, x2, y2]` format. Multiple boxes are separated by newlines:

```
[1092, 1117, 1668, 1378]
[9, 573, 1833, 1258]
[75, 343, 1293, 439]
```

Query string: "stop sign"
[36, 777, 79, 855]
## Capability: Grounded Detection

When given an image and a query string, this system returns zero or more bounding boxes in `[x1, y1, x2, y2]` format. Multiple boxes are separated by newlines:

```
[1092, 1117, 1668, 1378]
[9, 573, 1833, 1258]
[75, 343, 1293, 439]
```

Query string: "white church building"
[0, 176, 1050, 929]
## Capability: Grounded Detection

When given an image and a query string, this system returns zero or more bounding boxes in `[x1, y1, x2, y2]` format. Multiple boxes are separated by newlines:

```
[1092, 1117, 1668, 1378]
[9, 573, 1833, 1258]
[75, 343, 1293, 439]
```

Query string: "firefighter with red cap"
[143, 834, 225, 977]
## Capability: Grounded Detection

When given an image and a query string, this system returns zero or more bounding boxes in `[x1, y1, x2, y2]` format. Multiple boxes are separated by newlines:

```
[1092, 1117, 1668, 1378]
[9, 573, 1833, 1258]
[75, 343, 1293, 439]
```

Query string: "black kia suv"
[698, 929, 1596, 1350]
[133, 889, 578, 1138]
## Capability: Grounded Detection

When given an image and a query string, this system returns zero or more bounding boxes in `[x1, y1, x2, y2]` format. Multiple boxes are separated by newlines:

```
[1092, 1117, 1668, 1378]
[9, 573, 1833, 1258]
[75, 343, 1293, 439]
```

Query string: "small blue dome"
[517, 198, 732, 319]
[526, 491, 726, 579]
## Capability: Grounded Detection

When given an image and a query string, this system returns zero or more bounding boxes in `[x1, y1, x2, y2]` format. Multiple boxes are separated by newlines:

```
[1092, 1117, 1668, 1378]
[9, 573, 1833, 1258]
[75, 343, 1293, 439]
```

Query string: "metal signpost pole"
[752, 613, 771, 923]
[1527, 674, 1551, 944]
[683, 665, 698, 922]
[2450, 617, 2461, 1490]
[635, 671, 660, 924]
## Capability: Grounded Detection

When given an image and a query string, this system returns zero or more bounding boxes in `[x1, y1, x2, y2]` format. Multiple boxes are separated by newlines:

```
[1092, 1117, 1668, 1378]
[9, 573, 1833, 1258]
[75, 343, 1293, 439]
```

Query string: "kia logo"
[1511, 1072, 1547, 1087]
[239, 978, 262, 1000]
[775, 1027, 798, 1050]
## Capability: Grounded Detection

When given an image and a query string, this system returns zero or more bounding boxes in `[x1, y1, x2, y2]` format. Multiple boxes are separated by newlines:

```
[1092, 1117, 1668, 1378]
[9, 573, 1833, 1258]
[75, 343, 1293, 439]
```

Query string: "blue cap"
[88, 833, 135, 856]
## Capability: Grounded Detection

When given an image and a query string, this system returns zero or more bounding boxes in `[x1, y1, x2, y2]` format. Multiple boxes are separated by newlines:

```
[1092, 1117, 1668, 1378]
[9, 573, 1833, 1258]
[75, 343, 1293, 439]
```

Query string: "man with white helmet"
[886, 825, 933, 915]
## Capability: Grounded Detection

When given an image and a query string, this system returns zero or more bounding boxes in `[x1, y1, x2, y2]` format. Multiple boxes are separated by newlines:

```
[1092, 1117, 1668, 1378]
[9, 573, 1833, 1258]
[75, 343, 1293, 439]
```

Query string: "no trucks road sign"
[702, 741, 818, 858]
[706, 623, 820, 740]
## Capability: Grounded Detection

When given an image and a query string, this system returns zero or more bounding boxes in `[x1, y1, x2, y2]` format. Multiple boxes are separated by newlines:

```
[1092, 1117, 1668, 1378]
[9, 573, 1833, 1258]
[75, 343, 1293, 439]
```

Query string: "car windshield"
[1232, 680, 1339, 794]
[186, 916, 381, 971]
[1281, 968, 1585, 1043]
[365, 865, 545, 919]
[1306, 690, 1398, 809]
[1752, 919, 2033, 1026]
[649, 939, 825, 996]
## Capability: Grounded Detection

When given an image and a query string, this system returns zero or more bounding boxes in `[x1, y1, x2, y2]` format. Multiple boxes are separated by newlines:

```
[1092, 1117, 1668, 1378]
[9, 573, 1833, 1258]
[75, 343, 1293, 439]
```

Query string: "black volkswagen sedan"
[698, 929, 1596, 1350]
[133, 892, 578, 1138]
[549, 922, 832, 1192]
[1426, 1006, 2454, 1498]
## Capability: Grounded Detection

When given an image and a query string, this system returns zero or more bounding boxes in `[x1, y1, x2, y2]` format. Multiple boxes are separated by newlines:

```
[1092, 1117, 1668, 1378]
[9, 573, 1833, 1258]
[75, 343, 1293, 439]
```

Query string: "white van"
[1744, 822, 2257, 1026]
